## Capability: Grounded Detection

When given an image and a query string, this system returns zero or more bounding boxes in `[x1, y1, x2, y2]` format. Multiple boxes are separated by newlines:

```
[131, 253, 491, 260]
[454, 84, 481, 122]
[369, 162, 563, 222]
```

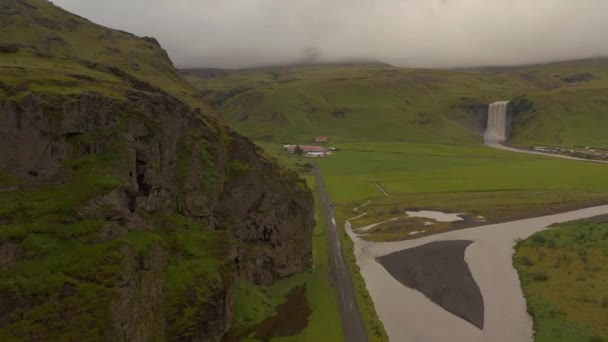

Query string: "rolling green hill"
[185, 59, 608, 148]
[0, 0, 209, 109]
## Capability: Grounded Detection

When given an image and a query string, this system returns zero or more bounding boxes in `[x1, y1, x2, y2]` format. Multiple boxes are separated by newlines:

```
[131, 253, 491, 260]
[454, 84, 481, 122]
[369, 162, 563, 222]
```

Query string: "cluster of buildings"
[283, 136, 335, 158]
[532, 146, 608, 160]
[532, 146, 574, 153]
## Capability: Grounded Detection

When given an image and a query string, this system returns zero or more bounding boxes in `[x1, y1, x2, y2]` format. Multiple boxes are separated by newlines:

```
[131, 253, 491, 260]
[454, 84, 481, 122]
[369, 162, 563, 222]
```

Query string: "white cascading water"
[484, 101, 510, 144]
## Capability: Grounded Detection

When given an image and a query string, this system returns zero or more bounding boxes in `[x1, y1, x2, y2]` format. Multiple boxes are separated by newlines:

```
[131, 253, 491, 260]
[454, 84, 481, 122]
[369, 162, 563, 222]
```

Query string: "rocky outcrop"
[0, 88, 313, 340]
[0, 241, 20, 269]
[560, 72, 595, 84]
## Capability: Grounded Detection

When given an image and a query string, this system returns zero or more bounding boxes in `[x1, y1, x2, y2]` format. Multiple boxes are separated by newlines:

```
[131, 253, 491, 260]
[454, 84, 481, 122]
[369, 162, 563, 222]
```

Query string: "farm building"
[283, 145, 333, 157]
[315, 136, 329, 142]
[284, 145, 326, 153]
[306, 151, 332, 158]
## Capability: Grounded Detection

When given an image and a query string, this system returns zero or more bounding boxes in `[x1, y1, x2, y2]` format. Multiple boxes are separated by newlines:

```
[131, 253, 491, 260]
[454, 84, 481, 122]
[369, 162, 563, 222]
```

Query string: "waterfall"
[484, 101, 510, 144]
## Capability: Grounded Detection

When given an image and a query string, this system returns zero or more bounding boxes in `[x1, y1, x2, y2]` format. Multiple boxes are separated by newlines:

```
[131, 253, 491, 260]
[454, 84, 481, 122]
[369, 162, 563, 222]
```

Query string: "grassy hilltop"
[0, 0, 208, 108]
[186, 60, 608, 148]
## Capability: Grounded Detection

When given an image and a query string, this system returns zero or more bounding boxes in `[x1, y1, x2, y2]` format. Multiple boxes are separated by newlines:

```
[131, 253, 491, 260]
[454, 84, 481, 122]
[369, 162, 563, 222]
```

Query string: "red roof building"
[315, 136, 328, 142]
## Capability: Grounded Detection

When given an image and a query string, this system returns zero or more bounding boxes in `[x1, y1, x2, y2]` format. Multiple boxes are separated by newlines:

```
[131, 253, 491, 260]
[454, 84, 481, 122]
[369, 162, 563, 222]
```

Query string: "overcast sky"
[52, 0, 608, 69]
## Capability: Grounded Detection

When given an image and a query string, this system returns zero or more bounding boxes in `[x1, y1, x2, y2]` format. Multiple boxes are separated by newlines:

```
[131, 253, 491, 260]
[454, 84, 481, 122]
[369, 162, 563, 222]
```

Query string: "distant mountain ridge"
[185, 59, 608, 148]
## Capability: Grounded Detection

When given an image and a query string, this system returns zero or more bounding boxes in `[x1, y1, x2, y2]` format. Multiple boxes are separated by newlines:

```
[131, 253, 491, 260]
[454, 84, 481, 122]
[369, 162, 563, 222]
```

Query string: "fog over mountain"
[52, 0, 608, 69]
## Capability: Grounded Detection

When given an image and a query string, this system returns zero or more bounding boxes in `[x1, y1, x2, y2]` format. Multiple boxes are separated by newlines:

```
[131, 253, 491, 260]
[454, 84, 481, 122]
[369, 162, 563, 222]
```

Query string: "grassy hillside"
[186, 60, 608, 148]
[0, 0, 209, 109]
[0, 1, 329, 341]
[514, 217, 608, 342]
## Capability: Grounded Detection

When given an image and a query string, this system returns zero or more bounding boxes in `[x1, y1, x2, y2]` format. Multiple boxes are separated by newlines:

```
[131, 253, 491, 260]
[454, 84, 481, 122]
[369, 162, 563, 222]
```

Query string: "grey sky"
[52, 0, 608, 69]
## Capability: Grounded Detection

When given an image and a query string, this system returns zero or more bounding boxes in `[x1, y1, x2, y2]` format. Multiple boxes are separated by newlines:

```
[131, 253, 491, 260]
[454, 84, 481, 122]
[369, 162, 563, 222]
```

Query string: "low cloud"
[53, 0, 608, 69]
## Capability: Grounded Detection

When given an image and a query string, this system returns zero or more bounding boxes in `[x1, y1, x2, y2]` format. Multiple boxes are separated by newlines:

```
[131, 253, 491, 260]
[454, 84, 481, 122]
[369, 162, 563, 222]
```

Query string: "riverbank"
[347, 205, 608, 342]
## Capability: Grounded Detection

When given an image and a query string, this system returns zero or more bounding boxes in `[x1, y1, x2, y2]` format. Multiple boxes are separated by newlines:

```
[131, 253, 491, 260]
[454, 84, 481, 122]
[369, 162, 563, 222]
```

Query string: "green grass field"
[314, 142, 608, 241]
[514, 217, 608, 342]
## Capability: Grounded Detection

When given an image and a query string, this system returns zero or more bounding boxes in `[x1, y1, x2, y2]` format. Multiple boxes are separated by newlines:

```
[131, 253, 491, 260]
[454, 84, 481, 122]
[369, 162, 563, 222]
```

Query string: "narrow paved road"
[314, 164, 368, 342]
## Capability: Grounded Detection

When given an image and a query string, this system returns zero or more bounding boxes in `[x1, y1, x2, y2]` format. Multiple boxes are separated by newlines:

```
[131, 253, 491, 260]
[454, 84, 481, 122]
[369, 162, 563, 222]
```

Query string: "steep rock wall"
[0, 89, 313, 340]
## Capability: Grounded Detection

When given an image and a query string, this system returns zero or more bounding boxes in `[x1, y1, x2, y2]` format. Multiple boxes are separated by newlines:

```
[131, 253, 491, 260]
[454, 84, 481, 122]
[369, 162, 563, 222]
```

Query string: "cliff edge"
[0, 0, 313, 340]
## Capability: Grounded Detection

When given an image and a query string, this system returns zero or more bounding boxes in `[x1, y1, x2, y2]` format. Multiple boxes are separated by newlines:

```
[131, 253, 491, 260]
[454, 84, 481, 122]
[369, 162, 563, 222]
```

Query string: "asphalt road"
[314, 164, 368, 342]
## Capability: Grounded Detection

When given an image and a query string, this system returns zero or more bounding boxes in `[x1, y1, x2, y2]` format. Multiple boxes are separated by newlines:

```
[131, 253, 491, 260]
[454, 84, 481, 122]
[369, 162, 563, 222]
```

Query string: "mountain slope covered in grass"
[0, 0, 208, 108]
[0, 1, 314, 340]
[185, 59, 608, 148]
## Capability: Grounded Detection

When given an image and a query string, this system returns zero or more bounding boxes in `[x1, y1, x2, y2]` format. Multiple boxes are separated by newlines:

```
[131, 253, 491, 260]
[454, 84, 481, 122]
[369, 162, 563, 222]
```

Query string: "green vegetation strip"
[514, 217, 608, 342]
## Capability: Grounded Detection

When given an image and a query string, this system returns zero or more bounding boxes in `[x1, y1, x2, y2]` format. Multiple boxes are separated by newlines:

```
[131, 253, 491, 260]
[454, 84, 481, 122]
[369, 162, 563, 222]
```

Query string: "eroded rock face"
[0, 241, 21, 269]
[110, 244, 168, 341]
[0, 90, 313, 340]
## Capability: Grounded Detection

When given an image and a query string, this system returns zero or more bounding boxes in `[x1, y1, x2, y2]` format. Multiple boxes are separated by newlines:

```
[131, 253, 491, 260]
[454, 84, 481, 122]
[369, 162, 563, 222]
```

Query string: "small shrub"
[228, 160, 251, 178]
[554, 258, 561, 268]
[0, 43, 21, 53]
[532, 234, 547, 244]
[538, 251, 546, 262]
[294, 145, 303, 155]
[532, 272, 549, 281]
[577, 232, 588, 242]
[602, 295, 608, 309]
[519, 256, 534, 266]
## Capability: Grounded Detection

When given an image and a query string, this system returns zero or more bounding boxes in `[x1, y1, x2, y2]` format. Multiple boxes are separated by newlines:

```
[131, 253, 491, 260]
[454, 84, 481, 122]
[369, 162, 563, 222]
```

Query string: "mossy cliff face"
[0, 1, 313, 339]
[0, 86, 313, 341]
[0, 0, 313, 341]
